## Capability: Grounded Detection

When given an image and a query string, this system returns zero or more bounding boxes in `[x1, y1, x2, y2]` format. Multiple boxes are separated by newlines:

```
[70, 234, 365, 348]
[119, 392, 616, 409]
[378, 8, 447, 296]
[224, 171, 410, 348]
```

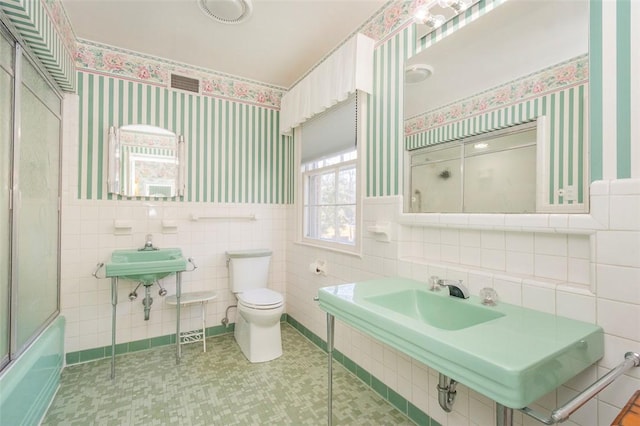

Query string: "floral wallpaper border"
[76, 40, 285, 110]
[404, 54, 589, 136]
[360, 0, 418, 44]
[50, 0, 427, 99]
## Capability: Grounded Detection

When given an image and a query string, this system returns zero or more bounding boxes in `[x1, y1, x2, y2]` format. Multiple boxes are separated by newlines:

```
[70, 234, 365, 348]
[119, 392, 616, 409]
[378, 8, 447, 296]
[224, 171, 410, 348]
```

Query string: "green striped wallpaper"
[4, 0, 636, 201]
[589, 0, 639, 180]
[416, 0, 504, 53]
[365, 27, 412, 198]
[0, 0, 75, 91]
[364, 0, 503, 198]
[77, 71, 294, 204]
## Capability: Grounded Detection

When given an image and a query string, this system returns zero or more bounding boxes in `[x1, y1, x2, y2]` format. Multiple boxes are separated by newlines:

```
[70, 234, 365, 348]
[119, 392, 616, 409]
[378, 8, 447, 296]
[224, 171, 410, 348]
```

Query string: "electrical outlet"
[557, 186, 576, 201]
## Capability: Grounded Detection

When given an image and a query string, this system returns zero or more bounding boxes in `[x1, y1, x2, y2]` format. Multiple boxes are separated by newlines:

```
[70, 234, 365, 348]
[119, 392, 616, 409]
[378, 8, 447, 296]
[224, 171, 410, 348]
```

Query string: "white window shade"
[301, 94, 356, 164]
[280, 33, 374, 135]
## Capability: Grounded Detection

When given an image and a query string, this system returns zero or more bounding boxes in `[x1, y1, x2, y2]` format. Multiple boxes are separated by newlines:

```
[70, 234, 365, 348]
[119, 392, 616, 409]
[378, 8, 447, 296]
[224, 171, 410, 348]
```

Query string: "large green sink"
[318, 278, 603, 409]
[365, 289, 504, 330]
[105, 248, 187, 284]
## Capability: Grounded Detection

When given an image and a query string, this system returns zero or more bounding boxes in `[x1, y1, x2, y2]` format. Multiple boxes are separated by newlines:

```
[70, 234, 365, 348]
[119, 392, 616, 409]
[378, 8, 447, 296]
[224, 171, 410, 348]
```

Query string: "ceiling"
[62, 0, 388, 88]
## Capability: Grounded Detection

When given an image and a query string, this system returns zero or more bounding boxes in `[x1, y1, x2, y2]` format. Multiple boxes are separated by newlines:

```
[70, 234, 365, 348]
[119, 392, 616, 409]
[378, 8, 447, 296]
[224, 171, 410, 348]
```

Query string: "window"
[302, 150, 357, 246]
[296, 93, 360, 253]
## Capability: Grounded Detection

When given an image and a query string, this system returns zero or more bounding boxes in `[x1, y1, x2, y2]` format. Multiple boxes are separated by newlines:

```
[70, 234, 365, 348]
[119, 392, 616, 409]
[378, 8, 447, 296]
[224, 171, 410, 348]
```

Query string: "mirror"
[404, 0, 589, 213]
[108, 124, 184, 198]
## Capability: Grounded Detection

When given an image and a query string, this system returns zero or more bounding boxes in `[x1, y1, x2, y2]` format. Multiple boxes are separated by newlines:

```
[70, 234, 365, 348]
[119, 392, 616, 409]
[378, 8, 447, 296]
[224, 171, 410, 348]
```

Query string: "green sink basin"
[365, 289, 504, 330]
[105, 248, 187, 284]
[318, 278, 603, 409]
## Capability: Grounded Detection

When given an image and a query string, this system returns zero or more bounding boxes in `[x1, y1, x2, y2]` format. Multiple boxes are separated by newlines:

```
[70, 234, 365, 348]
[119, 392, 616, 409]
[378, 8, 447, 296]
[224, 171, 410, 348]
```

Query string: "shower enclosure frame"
[0, 17, 62, 372]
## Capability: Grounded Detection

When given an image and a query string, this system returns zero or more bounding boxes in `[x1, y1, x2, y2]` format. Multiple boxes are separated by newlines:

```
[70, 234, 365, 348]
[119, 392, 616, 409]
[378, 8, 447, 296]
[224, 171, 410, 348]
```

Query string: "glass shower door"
[0, 25, 13, 368]
[14, 54, 60, 352]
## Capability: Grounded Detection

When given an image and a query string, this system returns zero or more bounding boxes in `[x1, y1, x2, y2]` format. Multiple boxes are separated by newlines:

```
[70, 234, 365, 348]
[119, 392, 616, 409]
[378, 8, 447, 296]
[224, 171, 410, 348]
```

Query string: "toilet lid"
[238, 288, 283, 309]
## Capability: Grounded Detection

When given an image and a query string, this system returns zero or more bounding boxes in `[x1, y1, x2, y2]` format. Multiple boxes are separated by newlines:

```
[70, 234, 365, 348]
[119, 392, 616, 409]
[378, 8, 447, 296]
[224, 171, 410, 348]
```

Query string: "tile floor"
[42, 324, 415, 425]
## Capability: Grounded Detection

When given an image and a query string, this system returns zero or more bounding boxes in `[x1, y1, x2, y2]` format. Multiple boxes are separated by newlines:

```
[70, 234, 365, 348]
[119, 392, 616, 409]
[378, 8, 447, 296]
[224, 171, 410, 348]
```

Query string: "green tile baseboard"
[65, 314, 293, 365]
[65, 322, 237, 365]
[285, 315, 439, 426]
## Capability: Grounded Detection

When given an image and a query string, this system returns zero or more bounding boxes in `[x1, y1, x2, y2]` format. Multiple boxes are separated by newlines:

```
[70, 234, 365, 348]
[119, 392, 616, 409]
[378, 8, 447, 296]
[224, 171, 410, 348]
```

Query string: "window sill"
[295, 239, 362, 258]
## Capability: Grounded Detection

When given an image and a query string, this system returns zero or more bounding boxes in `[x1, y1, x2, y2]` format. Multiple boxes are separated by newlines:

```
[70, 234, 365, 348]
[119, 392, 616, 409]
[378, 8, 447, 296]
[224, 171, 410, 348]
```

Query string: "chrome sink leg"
[497, 403, 514, 426]
[176, 272, 182, 364]
[110, 277, 118, 379]
[327, 313, 335, 426]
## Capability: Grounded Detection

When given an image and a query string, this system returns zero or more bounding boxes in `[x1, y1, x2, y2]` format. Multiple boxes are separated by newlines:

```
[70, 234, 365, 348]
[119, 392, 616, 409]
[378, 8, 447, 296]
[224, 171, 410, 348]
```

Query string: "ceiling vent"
[170, 74, 200, 93]
[198, 0, 253, 25]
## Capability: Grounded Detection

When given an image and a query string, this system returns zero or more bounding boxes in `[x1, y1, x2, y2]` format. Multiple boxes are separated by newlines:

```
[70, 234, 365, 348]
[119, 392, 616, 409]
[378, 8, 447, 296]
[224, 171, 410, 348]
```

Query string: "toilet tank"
[226, 249, 272, 293]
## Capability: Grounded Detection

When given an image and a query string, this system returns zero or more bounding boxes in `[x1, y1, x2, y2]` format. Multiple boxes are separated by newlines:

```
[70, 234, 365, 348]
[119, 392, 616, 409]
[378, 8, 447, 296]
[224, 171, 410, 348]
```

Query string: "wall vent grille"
[170, 74, 200, 93]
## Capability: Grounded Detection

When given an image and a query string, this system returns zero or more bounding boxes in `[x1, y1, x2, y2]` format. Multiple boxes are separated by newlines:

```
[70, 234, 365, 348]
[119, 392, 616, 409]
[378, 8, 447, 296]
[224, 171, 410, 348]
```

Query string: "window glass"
[303, 150, 357, 247]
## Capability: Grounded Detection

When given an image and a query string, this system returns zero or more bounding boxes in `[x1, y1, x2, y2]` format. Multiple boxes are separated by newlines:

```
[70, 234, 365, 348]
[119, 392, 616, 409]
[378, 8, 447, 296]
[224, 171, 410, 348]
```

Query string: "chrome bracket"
[187, 257, 198, 272]
[92, 262, 105, 279]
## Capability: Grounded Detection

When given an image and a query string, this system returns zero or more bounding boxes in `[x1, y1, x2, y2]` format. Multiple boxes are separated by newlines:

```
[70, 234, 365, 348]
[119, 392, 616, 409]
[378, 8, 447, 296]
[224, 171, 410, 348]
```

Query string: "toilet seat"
[237, 288, 283, 310]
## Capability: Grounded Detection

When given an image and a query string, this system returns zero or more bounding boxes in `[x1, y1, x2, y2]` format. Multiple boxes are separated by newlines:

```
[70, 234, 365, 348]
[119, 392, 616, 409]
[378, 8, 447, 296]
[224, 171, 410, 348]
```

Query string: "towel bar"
[520, 352, 640, 425]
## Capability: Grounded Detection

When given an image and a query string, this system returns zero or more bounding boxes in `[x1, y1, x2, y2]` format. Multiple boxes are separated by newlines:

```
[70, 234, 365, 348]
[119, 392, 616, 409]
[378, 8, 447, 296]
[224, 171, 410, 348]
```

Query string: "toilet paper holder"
[309, 260, 328, 276]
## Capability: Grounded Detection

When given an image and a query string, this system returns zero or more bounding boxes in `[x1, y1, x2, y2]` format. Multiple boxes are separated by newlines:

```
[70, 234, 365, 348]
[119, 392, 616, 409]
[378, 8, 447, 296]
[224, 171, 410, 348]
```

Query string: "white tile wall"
[61, 200, 289, 353]
[285, 181, 640, 426]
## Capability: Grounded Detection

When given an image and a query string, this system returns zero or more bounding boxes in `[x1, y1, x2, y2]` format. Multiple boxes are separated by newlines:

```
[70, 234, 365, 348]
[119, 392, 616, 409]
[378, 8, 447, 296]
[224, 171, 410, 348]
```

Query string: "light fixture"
[198, 0, 253, 24]
[473, 142, 488, 149]
[405, 64, 434, 84]
[413, 4, 446, 28]
[438, 0, 470, 13]
[413, 4, 430, 23]
[424, 13, 446, 28]
[414, 0, 470, 31]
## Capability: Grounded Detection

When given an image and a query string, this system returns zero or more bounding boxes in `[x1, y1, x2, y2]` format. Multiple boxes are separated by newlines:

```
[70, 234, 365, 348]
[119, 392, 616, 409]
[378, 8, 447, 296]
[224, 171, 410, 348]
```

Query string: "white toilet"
[226, 249, 283, 363]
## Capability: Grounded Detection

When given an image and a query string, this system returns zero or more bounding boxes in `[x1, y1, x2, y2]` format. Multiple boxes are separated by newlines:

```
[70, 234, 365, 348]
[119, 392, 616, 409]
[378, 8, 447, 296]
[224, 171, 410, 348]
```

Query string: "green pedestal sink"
[105, 248, 187, 284]
[318, 278, 604, 409]
[103, 247, 189, 379]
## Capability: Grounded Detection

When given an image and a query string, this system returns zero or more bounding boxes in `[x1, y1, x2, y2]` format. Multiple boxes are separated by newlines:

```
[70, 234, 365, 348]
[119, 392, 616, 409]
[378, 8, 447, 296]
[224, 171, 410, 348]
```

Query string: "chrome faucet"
[430, 276, 470, 299]
[139, 234, 158, 251]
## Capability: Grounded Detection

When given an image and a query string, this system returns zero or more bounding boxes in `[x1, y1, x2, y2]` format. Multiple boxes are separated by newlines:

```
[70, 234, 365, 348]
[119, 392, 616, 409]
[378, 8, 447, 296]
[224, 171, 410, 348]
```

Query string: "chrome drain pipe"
[221, 305, 237, 327]
[142, 285, 153, 320]
[437, 373, 458, 412]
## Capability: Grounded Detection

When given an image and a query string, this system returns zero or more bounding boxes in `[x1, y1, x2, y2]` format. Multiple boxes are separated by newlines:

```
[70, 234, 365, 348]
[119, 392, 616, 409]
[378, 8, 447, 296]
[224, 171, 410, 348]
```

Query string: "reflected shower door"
[0, 27, 13, 367]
